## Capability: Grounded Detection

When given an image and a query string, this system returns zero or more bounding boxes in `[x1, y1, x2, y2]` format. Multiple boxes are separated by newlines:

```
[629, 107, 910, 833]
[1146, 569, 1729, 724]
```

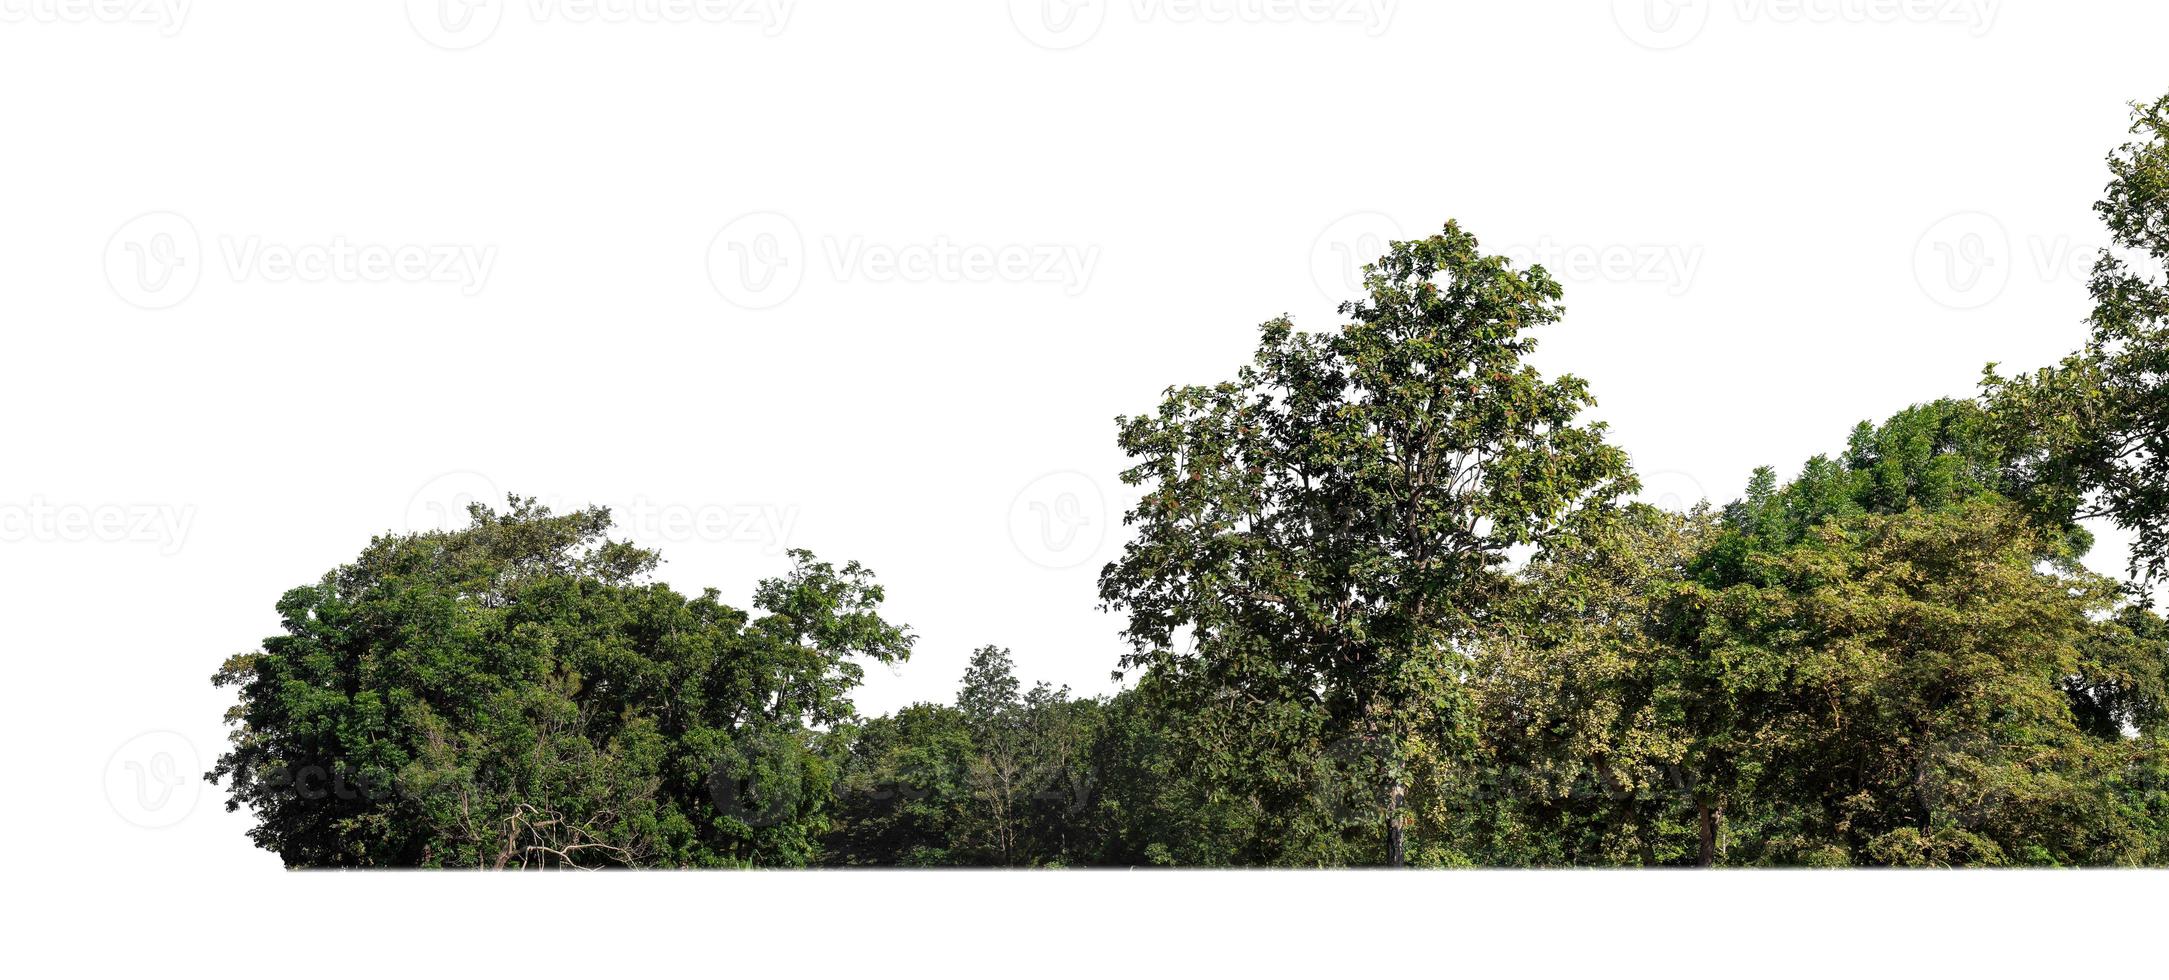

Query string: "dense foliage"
[210, 500, 911, 868]
[211, 92, 2169, 868]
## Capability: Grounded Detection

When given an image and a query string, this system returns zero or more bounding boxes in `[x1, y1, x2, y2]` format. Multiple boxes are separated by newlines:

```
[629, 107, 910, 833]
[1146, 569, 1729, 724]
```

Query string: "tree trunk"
[1386, 780, 1406, 868]
[1695, 801, 1719, 867]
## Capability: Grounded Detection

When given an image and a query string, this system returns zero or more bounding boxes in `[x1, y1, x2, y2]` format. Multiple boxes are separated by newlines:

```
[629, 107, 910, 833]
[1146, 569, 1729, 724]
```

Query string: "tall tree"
[1099, 222, 1633, 865]
[957, 645, 1030, 863]
[1987, 92, 2169, 597]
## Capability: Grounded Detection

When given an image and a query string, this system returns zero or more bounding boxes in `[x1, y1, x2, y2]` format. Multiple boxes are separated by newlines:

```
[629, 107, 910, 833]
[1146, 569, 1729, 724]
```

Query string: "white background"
[3, 0, 2162, 972]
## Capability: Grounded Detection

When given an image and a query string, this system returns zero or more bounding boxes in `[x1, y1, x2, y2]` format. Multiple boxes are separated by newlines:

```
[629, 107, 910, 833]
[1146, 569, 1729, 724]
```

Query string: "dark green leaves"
[208, 496, 911, 868]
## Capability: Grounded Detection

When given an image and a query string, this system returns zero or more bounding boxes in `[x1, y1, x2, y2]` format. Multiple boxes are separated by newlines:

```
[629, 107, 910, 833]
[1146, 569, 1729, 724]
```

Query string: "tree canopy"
[211, 91, 2169, 869]
[210, 497, 912, 868]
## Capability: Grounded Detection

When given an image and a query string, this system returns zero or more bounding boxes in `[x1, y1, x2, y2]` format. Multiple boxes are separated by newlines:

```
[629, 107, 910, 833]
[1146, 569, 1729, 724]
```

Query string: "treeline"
[209, 92, 2169, 867]
[822, 397, 2169, 868]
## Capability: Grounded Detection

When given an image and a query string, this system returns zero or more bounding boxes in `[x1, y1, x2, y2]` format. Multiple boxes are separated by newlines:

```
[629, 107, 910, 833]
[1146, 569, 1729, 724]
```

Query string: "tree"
[821, 703, 976, 866]
[208, 496, 913, 868]
[824, 645, 1110, 867]
[1463, 396, 2169, 867]
[1461, 502, 1718, 866]
[1694, 502, 2158, 866]
[1670, 399, 2167, 865]
[1099, 222, 1634, 865]
[1987, 92, 2169, 597]
[957, 645, 1031, 863]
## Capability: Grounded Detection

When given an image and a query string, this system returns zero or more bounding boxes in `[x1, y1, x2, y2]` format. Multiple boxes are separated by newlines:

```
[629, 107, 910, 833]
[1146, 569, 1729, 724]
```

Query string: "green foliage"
[1703, 398, 2086, 576]
[212, 90, 2169, 865]
[1986, 93, 2169, 595]
[208, 496, 912, 868]
[823, 647, 1107, 867]
[1460, 502, 1719, 866]
[1098, 221, 1633, 865]
[1697, 502, 2145, 866]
